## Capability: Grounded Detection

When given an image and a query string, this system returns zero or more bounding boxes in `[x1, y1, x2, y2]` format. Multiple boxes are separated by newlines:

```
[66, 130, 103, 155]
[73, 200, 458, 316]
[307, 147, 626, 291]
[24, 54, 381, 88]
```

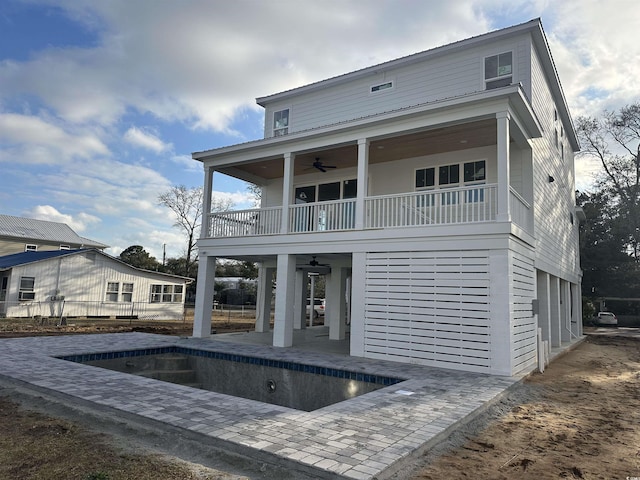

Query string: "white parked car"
[595, 311, 617, 327]
[307, 298, 325, 319]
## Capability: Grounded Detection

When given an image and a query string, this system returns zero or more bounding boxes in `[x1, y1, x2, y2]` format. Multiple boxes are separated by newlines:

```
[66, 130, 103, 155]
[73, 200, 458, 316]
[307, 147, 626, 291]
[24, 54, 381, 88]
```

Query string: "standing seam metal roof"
[0, 214, 108, 248]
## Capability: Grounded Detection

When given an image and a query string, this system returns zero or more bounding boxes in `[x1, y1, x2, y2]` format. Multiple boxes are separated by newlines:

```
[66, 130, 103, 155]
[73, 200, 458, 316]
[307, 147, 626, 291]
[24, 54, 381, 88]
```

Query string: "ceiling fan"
[308, 256, 329, 267]
[311, 158, 337, 173]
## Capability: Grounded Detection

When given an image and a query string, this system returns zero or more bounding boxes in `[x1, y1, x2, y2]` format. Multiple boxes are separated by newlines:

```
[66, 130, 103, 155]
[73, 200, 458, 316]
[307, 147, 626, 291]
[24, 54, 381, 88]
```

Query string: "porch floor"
[0, 331, 583, 479]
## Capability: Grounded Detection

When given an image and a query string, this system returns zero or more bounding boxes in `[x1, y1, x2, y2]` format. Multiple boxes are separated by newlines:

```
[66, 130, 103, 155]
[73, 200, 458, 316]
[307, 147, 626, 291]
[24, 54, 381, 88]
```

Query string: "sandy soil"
[406, 332, 640, 480]
[0, 321, 638, 479]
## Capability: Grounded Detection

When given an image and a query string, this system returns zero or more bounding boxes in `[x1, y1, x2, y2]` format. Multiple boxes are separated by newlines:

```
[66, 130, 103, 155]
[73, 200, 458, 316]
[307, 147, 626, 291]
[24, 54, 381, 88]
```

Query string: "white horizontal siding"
[263, 34, 533, 137]
[529, 45, 580, 281]
[363, 250, 492, 372]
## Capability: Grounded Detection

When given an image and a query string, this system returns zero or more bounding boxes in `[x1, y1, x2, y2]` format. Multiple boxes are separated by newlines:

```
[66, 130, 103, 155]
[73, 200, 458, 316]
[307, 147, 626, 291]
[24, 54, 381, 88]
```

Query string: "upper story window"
[485, 52, 512, 90]
[416, 160, 487, 203]
[25, 244, 37, 252]
[370, 80, 394, 94]
[273, 109, 289, 136]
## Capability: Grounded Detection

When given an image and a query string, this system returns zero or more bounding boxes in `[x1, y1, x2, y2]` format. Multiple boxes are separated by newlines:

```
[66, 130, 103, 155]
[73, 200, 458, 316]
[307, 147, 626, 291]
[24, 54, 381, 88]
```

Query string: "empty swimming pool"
[59, 346, 404, 411]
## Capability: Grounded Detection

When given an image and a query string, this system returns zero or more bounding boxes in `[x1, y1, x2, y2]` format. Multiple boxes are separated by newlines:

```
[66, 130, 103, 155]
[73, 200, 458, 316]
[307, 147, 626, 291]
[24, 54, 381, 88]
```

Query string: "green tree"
[577, 191, 636, 298]
[119, 245, 161, 270]
[577, 103, 640, 260]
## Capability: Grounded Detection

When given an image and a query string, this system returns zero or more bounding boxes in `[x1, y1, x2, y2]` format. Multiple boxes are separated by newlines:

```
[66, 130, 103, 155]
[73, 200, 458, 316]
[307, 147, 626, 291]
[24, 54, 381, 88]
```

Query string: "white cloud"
[0, 113, 109, 164]
[124, 126, 171, 153]
[23, 205, 101, 232]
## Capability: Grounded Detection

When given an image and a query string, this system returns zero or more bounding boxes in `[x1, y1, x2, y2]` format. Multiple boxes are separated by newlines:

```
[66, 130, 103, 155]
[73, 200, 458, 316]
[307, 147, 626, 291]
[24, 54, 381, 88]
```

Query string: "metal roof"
[0, 249, 83, 270]
[0, 248, 193, 281]
[0, 214, 108, 248]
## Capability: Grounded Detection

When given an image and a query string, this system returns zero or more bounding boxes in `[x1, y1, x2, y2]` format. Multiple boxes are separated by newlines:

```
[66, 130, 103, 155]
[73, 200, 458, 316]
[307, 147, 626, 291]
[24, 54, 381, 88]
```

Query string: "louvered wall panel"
[511, 252, 537, 372]
[364, 251, 491, 372]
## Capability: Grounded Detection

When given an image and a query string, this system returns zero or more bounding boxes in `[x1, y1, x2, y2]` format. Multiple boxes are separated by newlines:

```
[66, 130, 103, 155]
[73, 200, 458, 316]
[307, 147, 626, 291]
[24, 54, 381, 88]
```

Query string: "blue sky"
[1, 0, 638, 260]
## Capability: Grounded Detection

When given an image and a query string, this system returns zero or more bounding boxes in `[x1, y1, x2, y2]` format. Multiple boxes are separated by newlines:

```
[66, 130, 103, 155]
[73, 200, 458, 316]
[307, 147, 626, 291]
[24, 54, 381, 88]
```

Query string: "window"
[19, 276, 35, 301]
[464, 160, 486, 202]
[150, 284, 183, 303]
[415, 160, 487, 203]
[415, 168, 435, 189]
[59, 245, 70, 250]
[106, 282, 119, 302]
[25, 244, 37, 252]
[464, 160, 486, 182]
[439, 164, 460, 186]
[122, 283, 133, 302]
[273, 109, 289, 136]
[370, 81, 394, 93]
[485, 52, 512, 89]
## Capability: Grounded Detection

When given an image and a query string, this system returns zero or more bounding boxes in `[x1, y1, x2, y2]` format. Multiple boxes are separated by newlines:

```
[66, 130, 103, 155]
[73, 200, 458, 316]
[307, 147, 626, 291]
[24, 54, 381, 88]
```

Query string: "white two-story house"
[191, 19, 582, 376]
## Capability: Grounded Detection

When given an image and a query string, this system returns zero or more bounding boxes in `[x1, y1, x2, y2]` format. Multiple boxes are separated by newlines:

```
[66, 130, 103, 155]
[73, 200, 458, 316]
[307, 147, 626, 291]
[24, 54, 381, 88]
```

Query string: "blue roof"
[0, 249, 87, 269]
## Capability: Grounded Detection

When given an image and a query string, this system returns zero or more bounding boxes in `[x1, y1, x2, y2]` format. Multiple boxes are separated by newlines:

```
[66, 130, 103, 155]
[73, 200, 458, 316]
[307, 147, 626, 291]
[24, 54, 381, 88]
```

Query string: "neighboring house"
[191, 19, 583, 376]
[0, 214, 107, 256]
[0, 249, 191, 320]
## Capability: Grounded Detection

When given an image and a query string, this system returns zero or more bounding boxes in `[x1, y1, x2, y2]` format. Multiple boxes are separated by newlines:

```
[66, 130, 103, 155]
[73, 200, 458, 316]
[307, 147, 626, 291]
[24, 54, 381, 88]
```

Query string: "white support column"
[496, 112, 511, 222]
[294, 269, 306, 330]
[489, 249, 512, 375]
[193, 254, 216, 337]
[309, 273, 317, 327]
[273, 254, 296, 347]
[571, 282, 581, 338]
[255, 266, 274, 332]
[201, 166, 214, 238]
[561, 280, 571, 342]
[536, 270, 551, 343]
[350, 252, 366, 357]
[355, 138, 369, 230]
[549, 275, 561, 347]
[328, 266, 347, 340]
[281, 153, 295, 234]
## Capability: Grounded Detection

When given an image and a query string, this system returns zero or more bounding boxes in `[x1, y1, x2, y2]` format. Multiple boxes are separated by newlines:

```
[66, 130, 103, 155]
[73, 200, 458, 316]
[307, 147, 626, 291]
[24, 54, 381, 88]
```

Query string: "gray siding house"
[191, 19, 582, 376]
[0, 214, 107, 256]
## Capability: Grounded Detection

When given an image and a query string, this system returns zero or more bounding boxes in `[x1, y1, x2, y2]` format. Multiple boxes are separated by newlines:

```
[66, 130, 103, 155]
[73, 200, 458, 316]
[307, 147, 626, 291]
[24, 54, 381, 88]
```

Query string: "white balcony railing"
[208, 206, 282, 237]
[365, 184, 497, 229]
[205, 184, 516, 238]
[509, 187, 533, 234]
[289, 198, 356, 233]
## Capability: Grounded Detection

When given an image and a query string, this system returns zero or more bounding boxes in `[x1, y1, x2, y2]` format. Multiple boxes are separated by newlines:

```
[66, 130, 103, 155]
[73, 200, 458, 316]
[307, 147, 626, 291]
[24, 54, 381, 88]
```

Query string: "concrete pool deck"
[0, 328, 580, 479]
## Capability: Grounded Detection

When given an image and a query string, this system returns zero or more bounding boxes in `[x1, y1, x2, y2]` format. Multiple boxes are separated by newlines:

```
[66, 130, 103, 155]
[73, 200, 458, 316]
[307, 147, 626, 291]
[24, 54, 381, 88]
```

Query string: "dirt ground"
[0, 321, 638, 480]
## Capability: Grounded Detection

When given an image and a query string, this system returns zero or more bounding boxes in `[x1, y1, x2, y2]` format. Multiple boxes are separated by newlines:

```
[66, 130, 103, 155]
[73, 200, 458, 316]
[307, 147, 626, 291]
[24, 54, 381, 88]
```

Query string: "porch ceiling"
[219, 119, 498, 181]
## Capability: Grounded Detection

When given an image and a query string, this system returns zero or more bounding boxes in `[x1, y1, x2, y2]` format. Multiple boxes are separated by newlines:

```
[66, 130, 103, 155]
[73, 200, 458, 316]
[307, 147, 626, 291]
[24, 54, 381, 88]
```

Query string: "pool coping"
[0, 332, 524, 479]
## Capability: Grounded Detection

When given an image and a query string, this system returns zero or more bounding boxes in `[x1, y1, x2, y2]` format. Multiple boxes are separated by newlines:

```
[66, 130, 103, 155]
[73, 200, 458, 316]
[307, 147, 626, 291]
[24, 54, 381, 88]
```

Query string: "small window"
[485, 52, 512, 89]
[25, 244, 37, 252]
[122, 283, 134, 302]
[439, 164, 460, 186]
[416, 168, 435, 189]
[106, 282, 119, 302]
[273, 109, 289, 136]
[19, 276, 35, 301]
[464, 161, 486, 183]
[59, 245, 70, 250]
[370, 81, 394, 93]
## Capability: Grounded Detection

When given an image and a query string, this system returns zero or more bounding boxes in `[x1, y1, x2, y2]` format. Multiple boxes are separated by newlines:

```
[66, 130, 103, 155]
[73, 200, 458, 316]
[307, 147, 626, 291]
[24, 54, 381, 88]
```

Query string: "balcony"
[203, 184, 533, 239]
